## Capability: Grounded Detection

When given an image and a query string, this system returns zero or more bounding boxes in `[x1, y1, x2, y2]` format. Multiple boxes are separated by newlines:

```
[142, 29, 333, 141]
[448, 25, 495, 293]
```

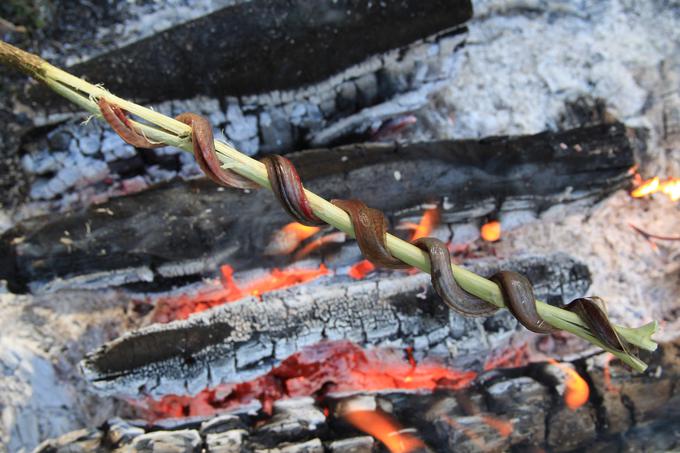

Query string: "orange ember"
[293, 232, 346, 260]
[151, 264, 329, 322]
[264, 222, 321, 255]
[603, 354, 620, 394]
[344, 410, 425, 453]
[480, 221, 501, 242]
[631, 176, 680, 201]
[480, 415, 513, 438]
[410, 208, 440, 241]
[348, 259, 376, 280]
[139, 341, 477, 420]
[548, 359, 589, 410]
[483, 344, 529, 371]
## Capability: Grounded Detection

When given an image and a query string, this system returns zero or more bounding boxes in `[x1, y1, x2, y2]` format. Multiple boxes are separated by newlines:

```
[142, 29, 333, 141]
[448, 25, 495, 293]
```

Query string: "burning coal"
[631, 175, 680, 201]
[548, 359, 590, 410]
[481, 220, 502, 242]
[151, 263, 329, 322]
[137, 341, 477, 420]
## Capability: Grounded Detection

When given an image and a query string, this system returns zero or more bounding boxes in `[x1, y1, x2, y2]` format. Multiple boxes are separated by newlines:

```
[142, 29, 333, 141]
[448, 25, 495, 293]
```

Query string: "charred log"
[2, 123, 632, 294]
[30, 0, 472, 106]
[81, 253, 590, 397]
[39, 342, 680, 453]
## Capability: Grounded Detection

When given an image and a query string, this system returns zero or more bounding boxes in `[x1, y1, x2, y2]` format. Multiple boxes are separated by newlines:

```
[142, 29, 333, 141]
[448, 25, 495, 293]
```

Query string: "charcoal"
[129, 429, 202, 453]
[254, 398, 327, 446]
[43, 0, 472, 104]
[200, 414, 246, 435]
[34, 343, 680, 452]
[33, 428, 102, 453]
[206, 429, 248, 453]
[255, 438, 324, 453]
[326, 436, 374, 453]
[485, 377, 549, 445]
[106, 417, 145, 447]
[546, 405, 597, 451]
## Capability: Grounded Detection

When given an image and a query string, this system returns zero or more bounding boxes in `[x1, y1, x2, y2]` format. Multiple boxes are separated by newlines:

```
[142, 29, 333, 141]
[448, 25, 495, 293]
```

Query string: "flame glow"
[409, 208, 440, 241]
[344, 410, 425, 453]
[483, 344, 529, 371]
[480, 221, 501, 242]
[480, 415, 513, 438]
[348, 259, 376, 280]
[631, 176, 680, 201]
[151, 264, 329, 322]
[139, 341, 477, 420]
[293, 232, 346, 260]
[548, 359, 590, 410]
[264, 222, 321, 256]
[603, 354, 620, 394]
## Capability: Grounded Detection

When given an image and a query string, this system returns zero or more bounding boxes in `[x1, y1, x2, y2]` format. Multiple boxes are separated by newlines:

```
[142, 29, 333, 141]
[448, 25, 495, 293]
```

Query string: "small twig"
[629, 223, 680, 242]
[0, 40, 658, 371]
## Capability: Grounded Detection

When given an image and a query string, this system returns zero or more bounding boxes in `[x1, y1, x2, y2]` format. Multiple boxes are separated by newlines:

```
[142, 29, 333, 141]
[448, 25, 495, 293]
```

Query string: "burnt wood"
[31, 0, 472, 105]
[39, 342, 680, 452]
[0, 123, 633, 294]
[81, 253, 591, 397]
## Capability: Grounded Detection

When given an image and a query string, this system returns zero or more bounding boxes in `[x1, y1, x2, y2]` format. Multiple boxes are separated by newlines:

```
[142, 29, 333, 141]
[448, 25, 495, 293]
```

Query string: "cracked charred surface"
[37, 341, 680, 453]
[1, 123, 632, 294]
[81, 253, 590, 397]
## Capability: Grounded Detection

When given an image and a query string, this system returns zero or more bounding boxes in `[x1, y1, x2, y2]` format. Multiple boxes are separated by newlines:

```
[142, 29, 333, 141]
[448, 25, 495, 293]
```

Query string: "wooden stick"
[0, 40, 657, 371]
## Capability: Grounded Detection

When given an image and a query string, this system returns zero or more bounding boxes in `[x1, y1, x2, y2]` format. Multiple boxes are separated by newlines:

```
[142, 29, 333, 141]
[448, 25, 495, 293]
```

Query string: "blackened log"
[30, 0, 472, 106]
[1, 123, 632, 294]
[39, 343, 680, 452]
[80, 253, 590, 397]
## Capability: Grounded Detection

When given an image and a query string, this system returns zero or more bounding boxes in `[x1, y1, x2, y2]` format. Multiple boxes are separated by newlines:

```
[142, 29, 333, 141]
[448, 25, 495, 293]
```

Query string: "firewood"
[81, 253, 590, 397]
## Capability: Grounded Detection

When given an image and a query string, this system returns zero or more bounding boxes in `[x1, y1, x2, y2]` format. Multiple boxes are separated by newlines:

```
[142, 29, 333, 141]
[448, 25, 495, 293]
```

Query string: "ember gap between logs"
[0, 1, 679, 452]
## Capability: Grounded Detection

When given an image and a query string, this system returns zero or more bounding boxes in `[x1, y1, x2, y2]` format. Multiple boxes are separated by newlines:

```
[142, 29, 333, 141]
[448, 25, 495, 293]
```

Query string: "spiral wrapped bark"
[100, 104, 629, 353]
[99, 98, 163, 149]
[175, 113, 258, 190]
[415, 237, 498, 316]
[332, 199, 410, 269]
[99, 100, 257, 190]
[262, 155, 325, 226]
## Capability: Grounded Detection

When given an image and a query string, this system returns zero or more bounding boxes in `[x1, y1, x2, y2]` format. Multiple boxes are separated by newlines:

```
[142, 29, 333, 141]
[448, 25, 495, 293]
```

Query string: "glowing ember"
[480, 220, 501, 242]
[409, 207, 440, 241]
[348, 259, 376, 280]
[483, 344, 529, 371]
[139, 341, 477, 420]
[293, 232, 346, 260]
[480, 415, 513, 438]
[548, 359, 590, 410]
[344, 410, 425, 453]
[151, 264, 329, 322]
[631, 176, 680, 201]
[264, 222, 321, 255]
[603, 353, 620, 394]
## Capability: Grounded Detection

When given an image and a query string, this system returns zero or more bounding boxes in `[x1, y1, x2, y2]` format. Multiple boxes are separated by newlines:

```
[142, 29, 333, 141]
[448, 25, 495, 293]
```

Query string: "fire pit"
[1, 1, 679, 452]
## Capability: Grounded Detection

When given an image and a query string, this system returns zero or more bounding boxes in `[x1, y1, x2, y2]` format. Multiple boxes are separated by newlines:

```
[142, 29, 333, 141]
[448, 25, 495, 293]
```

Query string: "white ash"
[0, 290, 132, 451]
[497, 190, 680, 338]
[409, 0, 680, 178]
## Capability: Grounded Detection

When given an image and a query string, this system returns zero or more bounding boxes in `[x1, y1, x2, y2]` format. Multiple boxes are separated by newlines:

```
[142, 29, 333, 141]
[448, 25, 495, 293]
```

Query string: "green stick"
[0, 41, 658, 371]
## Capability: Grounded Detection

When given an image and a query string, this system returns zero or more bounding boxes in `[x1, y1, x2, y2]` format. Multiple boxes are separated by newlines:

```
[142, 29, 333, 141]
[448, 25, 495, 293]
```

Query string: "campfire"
[1, 1, 679, 452]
